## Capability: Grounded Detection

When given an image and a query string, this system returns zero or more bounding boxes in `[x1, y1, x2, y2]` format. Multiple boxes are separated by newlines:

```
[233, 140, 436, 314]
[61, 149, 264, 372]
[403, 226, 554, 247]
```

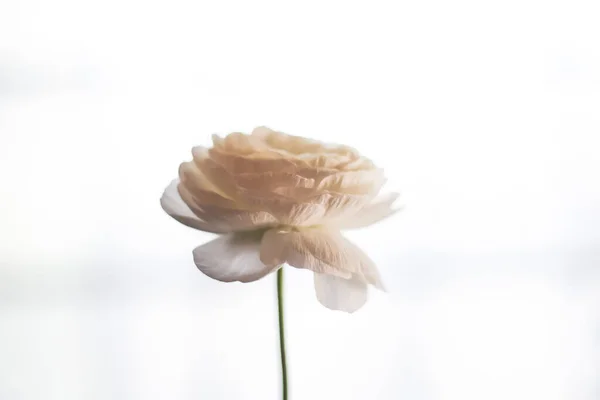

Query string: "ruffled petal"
[193, 232, 279, 282]
[318, 192, 373, 223]
[233, 171, 314, 193]
[191, 203, 278, 232]
[179, 161, 238, 208]
[209, 129, 370, 173]
[260, 228, 355, 278]
[236, 190, 326, 226]
[231, 168, 383, 199]
[260, 227, 385, 289]
[160, 179, 229, 233]
[336, 192, 402, 230]
[238, 189, 371, 227]
[209, 147, 302, 174]
[251, 127, 361, 163]
[169, 181, 277, 233]
[192, 151, 241, 200]
[251, 126, 332, 155]
[342, 238, 386, 290]
[313, 273, 368, 313]
[316, 169, 385, 195]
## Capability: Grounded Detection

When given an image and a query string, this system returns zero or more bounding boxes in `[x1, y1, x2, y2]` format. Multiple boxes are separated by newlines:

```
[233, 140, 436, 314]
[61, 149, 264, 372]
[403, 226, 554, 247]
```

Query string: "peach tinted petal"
[260, 228, 353, 278]
[160, 180, 229, 233]
[337, 192, 401, 230]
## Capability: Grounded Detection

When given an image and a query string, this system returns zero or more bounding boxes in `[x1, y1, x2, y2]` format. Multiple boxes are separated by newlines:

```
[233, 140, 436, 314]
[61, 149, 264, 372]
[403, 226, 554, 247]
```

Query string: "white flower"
[160, 127, 401, 312]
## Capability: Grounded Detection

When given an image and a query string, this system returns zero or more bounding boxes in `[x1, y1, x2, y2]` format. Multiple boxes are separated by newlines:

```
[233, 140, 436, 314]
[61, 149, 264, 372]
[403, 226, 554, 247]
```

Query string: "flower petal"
[342, 238, 386, 291]
[316, 169, 386, 195]
[260, 227, 385, 289]
[313, 273, 368, 313]
[209, 147, 302, 174]
[192, 204, 278, 232]
[193, 232, 279, 282]
[233, 171, 315, 193]
[192, 152, 241, 200]
[231, 169, 383, 199]
[260, 228, 355, 278]
[160, 179, 229, 233]
[179, 161, 238, 208]
[319, 192, 373, 223]
[237, 190, 328, 226]
[239, 189, 371, 227]
[172, 182, 276, 233]
[337, 192, 402, 230]
[251, 127, 361, 163]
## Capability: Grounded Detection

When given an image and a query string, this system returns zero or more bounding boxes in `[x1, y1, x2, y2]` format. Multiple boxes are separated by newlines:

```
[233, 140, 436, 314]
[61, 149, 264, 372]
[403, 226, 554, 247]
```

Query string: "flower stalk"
[276, 267, 288, 400]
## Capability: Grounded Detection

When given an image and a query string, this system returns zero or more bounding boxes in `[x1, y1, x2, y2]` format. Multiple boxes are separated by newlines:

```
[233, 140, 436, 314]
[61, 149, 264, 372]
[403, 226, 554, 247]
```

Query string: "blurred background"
[1, 0, 599, 399]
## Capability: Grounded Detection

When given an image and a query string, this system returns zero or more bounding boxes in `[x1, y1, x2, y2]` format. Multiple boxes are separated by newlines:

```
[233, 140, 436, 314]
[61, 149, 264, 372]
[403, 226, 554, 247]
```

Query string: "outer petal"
[160, 179, 229, 233]
[336, 192, 402, 230]
[260, 227, 385, 289]
[260, 228, 353, 278]
[193, 232, 279, 282]
[342, 238, 386, 291]
[314, 273, 368, 313]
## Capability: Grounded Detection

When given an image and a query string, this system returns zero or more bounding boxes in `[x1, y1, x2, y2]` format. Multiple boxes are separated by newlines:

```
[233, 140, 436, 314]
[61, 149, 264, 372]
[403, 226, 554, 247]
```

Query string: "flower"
[160, 127, 401, 312]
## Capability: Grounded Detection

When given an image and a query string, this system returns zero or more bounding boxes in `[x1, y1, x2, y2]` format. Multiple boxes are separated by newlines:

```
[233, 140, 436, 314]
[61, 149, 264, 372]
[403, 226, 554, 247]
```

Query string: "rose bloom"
[161, 127, 400, 312]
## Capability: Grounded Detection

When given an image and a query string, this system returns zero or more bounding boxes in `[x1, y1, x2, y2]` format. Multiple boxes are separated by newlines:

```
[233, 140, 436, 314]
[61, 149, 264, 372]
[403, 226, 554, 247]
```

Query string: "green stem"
[276, 267, 288, 400]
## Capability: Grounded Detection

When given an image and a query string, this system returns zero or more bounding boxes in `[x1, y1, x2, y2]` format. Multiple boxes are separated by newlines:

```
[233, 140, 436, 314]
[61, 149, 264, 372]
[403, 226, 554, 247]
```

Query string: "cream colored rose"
[161, 127, 400, 312]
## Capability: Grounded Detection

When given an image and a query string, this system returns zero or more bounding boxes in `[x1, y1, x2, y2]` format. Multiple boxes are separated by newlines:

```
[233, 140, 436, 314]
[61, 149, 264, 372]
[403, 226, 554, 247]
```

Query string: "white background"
[1, 0, 599, 399]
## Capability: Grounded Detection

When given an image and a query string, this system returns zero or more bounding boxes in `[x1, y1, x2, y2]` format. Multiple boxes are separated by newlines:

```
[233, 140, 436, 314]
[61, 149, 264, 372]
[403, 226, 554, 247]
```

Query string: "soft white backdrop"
[1, 0, 599, 399]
